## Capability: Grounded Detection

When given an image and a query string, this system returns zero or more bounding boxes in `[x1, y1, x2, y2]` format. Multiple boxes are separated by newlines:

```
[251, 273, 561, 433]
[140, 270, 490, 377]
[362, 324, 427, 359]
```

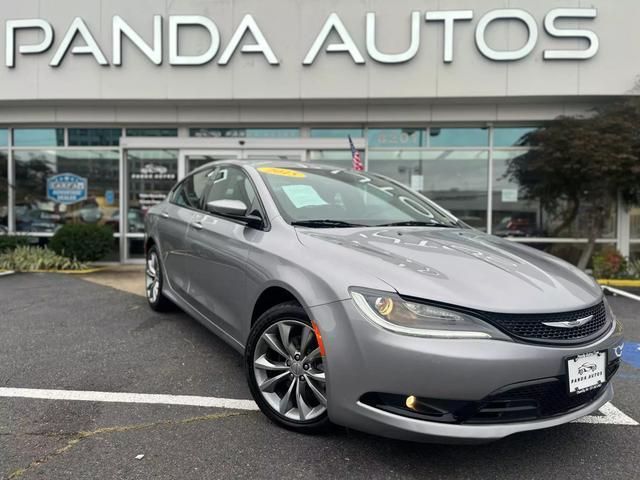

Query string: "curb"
[5, 267, 107, 275]
[0, 270, 15, 277]
[597, 279, 640, 288]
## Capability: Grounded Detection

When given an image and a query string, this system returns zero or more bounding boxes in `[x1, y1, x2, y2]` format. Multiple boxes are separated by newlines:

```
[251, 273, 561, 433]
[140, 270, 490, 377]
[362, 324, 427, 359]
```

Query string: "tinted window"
[69, 128, 121, 146]
[204, 167, 260, 215]
[173, 169, 213, 209]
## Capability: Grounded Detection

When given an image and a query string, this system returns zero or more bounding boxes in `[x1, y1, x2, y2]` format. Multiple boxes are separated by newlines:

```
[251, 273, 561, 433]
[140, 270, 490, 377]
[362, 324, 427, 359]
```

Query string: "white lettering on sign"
[50, 17, 108, 67]
[113, 15, 163, 66]
[3, 8, 601, 68]
[365, 12, 421, 64]
[169, 16, 220, 66]
[303, 13, 365, 65]
[425, 11, 474, 63]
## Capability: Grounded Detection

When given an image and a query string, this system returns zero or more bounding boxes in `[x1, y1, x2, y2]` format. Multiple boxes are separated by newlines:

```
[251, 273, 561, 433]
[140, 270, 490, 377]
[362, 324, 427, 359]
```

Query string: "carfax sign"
[46, 173, 88, 205]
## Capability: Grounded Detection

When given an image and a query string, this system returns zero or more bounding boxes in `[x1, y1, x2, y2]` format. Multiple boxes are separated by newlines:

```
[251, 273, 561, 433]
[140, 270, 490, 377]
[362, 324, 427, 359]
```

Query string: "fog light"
[406, 395, 418, 410]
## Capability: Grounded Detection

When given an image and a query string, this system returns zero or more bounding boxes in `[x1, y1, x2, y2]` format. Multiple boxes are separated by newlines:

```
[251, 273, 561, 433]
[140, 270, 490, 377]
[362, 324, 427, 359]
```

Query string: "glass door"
[181, 150, 241, 175]
[241, 150, 306, 162]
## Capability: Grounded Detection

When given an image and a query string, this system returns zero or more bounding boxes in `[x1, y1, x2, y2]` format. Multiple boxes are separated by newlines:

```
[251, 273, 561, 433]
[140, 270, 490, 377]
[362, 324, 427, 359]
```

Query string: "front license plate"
[567, 351, 607, 395]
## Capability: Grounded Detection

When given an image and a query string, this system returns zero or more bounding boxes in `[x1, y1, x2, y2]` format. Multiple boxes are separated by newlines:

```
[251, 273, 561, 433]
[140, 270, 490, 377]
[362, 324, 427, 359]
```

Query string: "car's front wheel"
[245, 302, 329, 432]
[145, 245, 174, 312]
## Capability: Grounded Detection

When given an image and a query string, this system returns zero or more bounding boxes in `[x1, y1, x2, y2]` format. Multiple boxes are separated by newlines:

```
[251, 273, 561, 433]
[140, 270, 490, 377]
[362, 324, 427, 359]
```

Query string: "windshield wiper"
[291, 220, 365, 228]
[375, 220, 456, 228]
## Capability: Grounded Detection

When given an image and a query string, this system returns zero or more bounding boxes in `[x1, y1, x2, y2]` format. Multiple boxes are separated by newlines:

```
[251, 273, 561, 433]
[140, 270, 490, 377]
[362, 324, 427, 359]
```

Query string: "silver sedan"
[144, 161, 624, 443]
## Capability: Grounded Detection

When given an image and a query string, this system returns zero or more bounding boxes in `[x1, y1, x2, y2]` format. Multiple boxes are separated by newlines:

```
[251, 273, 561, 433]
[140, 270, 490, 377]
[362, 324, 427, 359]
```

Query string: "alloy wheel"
[253, 320, 327, 421]
[146, 251, 160, 304]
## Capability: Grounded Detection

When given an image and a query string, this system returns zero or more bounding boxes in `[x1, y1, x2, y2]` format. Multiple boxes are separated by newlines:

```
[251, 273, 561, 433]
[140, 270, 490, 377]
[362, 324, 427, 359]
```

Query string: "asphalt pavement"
[1, 273, 639, 480]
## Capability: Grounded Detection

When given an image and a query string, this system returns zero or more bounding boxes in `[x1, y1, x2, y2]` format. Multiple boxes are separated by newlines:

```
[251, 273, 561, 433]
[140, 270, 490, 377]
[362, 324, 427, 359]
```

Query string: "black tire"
[245, 302, 330, 433]
[145, 245, 174, 312]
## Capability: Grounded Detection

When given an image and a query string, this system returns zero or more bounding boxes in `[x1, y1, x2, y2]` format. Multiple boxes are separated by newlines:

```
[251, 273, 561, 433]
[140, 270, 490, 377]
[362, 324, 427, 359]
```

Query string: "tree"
[507, 98, 640, 270]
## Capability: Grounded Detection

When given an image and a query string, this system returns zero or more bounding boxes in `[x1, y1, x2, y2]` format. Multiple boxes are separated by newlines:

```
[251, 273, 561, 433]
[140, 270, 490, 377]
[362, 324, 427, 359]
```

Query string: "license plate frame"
[566, 350, 607, 395]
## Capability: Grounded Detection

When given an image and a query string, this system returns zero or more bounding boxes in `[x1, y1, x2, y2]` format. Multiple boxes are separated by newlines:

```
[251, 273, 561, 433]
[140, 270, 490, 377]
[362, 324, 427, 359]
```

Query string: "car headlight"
[350, 288, 495, 339]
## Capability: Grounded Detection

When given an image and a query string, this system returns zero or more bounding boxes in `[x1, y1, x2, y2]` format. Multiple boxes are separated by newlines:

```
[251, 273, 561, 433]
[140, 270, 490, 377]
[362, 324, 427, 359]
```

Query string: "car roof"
[191, 159, 353, 174]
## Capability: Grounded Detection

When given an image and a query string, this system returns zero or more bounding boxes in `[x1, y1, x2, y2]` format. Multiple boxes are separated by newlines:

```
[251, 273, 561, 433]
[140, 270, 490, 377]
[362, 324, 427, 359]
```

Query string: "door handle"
[192, 222, 204, 230]
[161, 212, 170, 219]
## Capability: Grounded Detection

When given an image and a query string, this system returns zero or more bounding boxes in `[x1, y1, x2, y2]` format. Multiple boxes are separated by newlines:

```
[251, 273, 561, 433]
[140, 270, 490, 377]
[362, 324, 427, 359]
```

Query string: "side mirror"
[206, 199, 248, 217]
[205, 200, 264, 229]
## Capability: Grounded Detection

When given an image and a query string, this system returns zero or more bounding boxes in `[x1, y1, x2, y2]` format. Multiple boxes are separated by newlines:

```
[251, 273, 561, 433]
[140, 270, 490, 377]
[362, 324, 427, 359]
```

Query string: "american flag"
[348, 135, 364, 171]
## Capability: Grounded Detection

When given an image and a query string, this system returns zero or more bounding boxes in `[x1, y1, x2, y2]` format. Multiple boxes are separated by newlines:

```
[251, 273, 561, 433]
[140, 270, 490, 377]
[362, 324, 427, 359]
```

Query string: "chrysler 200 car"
[144, 161, 623, 443]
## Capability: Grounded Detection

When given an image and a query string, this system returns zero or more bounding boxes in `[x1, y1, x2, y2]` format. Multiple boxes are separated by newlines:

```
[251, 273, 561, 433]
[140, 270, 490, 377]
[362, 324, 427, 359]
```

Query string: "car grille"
[465, 378, 604, 424]
[480, 301, 609, 345]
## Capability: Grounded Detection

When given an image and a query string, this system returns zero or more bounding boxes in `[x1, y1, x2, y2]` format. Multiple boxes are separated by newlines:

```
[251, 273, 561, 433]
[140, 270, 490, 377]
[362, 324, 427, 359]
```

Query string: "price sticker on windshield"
[258, 167, 306, 178]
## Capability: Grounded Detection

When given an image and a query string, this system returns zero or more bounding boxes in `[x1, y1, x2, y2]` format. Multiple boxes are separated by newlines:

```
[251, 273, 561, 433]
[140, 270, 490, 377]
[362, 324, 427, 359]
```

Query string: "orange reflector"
[311, 321, 326, 357]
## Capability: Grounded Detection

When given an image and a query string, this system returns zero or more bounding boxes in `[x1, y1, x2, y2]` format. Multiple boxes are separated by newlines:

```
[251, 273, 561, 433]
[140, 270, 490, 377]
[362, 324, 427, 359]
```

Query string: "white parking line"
[572, 403, 638, 425]
[0, 388, 259, 411]
[0, 387, 637, 425]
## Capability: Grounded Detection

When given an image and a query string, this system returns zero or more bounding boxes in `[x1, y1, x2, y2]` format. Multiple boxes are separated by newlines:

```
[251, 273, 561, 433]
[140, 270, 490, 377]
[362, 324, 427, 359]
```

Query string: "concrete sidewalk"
[81, 265, 145, 297]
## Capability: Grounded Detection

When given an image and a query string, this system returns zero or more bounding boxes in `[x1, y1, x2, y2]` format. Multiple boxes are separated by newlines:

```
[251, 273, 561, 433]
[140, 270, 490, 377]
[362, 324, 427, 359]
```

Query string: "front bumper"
[309, 299, 624, 443]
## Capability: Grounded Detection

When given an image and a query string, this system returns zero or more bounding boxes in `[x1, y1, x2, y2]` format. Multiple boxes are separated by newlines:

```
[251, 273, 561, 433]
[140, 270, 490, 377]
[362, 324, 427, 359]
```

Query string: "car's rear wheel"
[146, 245, 174, 312]
[246, 302, 329, 432]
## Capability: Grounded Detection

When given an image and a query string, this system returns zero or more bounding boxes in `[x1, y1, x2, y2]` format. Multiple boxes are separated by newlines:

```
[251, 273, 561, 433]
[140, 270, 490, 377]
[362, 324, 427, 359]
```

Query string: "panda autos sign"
[4, 8, 600, 68]
[46, 173, 88, 206]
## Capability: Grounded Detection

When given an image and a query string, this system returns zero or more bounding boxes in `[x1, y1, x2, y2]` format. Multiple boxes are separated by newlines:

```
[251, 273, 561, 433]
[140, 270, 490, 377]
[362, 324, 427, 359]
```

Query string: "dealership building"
[0, 0, 638, 263]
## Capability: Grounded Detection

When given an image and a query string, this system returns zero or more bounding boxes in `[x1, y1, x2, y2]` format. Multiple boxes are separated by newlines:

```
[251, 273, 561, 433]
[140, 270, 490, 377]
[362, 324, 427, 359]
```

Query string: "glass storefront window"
[493, 127, 536, 147]
[369, 149, 489, 230]
[308, 150, 361, 169]
[14, 129, 65, 147]
[127, 128, 178, 137]
[310, 128, 364, 138]
[14, 150, 119, 233]
[429, 128, 489, 148]
[69, 128, 121, 147]
[631, 207, 640, 239]
[0, 129, 8, 147]
[368, 128, 425, 148]
[492, 151, 617, 238]
[190, 128, 300, 138]
[127, 149, 178, 235]
[1, 151, 7, 229]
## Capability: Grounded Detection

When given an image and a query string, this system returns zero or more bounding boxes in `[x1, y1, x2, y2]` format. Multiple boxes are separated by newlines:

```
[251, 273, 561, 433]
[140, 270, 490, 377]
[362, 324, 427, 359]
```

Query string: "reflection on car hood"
[296, 227, 602, 314]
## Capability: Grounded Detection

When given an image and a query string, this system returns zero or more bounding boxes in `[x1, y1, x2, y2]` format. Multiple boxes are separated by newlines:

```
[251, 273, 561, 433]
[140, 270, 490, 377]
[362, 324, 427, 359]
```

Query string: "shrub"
[50, 224, 114, 262]
[592, 248, 629, 279]
[0, 235, 28, 252]
[0, 246, 87, 271]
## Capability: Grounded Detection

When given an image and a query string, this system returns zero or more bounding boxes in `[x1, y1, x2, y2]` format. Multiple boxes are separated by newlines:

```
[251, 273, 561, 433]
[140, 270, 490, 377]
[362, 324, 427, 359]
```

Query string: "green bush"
[592, 247, 640, 279]
[50, 224, 114, 262]
[0, 235, 28, 252]
[0, 246, 87, 271]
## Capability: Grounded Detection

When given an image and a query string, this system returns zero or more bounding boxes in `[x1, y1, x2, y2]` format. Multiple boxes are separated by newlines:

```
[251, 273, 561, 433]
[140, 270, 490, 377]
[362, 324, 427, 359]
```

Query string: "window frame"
[200, 164, 270, 231]
[169, 167, 215, 211]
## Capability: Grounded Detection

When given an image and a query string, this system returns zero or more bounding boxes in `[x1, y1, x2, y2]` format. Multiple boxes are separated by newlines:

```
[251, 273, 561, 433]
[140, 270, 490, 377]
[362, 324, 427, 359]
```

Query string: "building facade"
[0, 0, 639, 262]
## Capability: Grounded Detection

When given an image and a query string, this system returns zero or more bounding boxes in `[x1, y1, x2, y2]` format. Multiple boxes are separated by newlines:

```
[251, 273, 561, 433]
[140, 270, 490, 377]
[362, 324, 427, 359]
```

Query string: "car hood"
[295, 227, 602, 314]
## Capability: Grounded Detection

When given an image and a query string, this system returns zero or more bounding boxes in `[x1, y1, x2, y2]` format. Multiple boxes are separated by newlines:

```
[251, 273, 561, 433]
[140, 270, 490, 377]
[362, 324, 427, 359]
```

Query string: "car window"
[172, 168, 214, 210]
[204, 166, 262, 216]
[257, 166, 461, 228]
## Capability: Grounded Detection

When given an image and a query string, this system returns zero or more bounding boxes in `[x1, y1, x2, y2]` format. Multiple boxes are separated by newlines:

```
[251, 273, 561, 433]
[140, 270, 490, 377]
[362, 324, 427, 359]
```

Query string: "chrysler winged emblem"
[542, 315, 593, 329]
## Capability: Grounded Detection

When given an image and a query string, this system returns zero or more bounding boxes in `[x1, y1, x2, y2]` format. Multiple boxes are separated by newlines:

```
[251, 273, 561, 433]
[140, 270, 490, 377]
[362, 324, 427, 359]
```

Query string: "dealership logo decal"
[46, 173, 88, 205]
[4, 8, 599, 68]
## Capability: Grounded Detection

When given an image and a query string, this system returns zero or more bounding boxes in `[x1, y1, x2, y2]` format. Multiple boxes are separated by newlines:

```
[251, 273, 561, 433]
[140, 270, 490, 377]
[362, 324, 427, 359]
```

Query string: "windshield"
[256, 166, 463, 228]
